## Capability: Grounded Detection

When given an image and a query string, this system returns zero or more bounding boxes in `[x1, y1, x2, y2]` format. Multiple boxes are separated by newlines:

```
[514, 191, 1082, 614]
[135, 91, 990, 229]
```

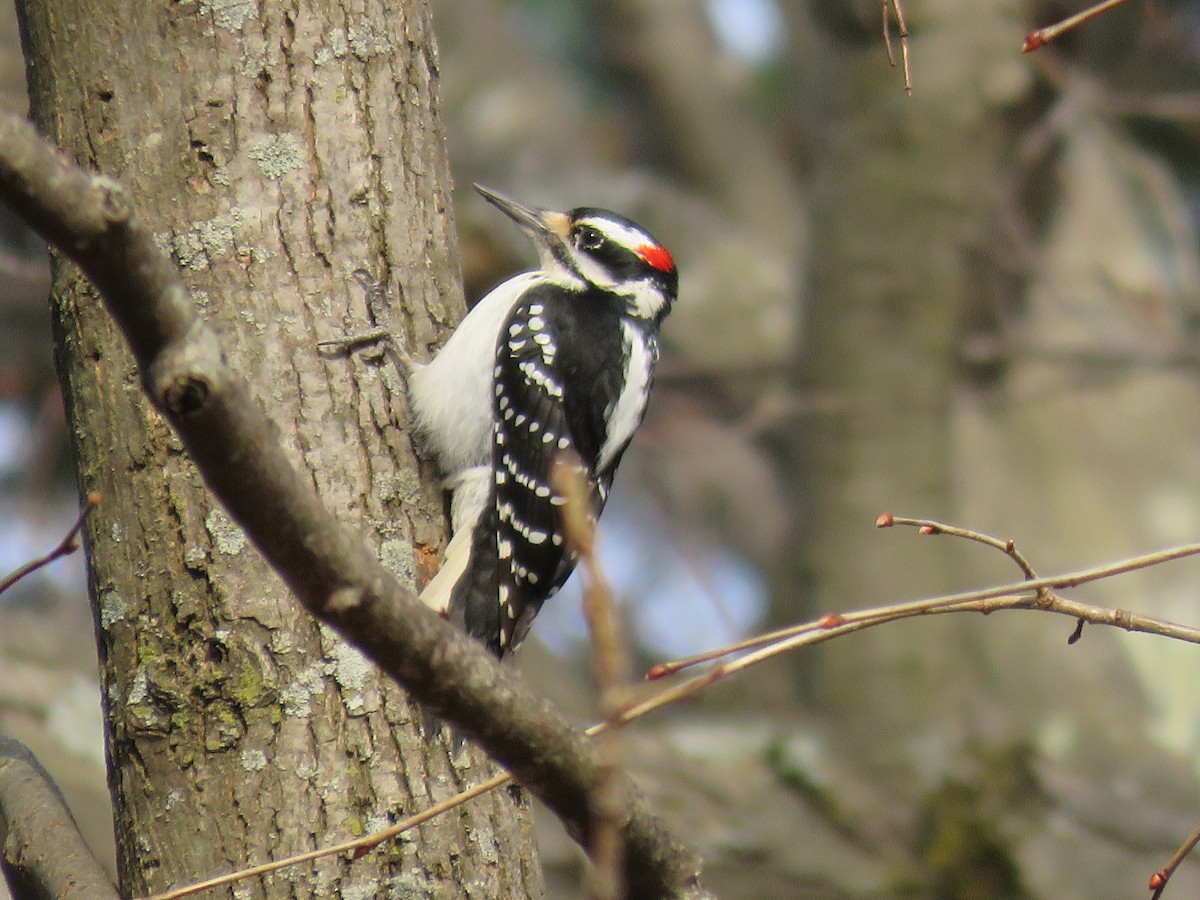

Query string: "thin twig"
[1149, 823, 1200, 899]
[142, 771, 513, 900]
[316, 270, 414, 374]
[1023, 0, 1132, 52]
[316, 327, 392, 354]
[142, 533, 1200, 899]
[879, 0, 913, 93]
[631, 578, 1200, 728]
[650, 540, 1200, 679]
[882, 0, 896, 66]
[555, 454, 631, 900]
[890, 0, 912, 94]
[877, 512, 1039, 580]
[0, 491, 100, 597]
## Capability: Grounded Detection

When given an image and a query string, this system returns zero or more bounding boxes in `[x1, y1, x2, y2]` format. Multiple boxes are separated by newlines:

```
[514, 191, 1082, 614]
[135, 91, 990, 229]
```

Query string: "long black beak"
[474, 184, 570, 241]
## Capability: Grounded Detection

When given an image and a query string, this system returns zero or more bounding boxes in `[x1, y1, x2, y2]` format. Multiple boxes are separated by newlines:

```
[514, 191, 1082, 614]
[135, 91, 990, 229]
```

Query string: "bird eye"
[575, 226, 605, 251]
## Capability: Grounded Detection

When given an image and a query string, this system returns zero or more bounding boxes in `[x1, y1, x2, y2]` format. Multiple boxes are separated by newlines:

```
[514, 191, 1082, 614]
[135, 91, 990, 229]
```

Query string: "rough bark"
[15, 1, 541, 896]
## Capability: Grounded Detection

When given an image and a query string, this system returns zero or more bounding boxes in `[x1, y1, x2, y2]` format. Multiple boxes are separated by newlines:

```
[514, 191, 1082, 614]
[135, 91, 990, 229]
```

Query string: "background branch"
[556, 456, 633, 900]
[641, 540, 1200, 721]
[0, 493, 97, 598]
[0, 111, 706, 899]
[0, 737, 118, 900]
[144, 521, 1200, 897]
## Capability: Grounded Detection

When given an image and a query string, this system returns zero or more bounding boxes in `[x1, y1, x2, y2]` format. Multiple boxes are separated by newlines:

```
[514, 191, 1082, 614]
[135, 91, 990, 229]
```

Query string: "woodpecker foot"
[317, 326, 394, 358]
[420, 709, 468, 756]
[317, 268, 415, 374]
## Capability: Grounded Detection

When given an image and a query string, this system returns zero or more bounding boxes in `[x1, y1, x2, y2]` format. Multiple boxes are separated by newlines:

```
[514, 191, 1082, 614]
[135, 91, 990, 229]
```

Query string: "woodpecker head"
[475, 184, 678, 324]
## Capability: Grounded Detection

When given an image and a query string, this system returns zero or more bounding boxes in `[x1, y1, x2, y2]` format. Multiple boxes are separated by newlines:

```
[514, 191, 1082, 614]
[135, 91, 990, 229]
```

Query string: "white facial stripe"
[572, 253, 619, 290]
[626, 278, 668, 320]
[563, 251, 667, 319]
[576, 216, 656, 256]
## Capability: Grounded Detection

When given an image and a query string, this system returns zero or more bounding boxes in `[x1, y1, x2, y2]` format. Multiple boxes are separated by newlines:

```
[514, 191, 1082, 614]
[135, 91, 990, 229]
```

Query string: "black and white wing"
[450, 288, 657, 655]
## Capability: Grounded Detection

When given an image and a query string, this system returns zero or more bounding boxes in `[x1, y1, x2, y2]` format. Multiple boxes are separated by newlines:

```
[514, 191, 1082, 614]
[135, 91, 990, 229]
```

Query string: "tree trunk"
[784, 0, 1024, 790]
[16, 0, 541, 896]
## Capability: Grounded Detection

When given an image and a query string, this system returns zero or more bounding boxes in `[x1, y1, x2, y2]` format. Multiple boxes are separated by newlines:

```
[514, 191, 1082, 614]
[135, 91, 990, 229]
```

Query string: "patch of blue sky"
[704, 0, 786, 66]
[0, 401, 84, 604]
[0, 401, 31, 477]
[535, 484, 767, 659]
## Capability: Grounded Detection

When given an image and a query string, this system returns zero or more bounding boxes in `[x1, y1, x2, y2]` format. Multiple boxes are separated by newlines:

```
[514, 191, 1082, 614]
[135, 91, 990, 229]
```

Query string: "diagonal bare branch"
[0, 110, 707, 900]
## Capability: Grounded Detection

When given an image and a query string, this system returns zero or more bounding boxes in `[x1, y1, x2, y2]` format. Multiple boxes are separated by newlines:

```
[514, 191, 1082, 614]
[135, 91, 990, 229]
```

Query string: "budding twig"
[141, 523, 1200, 900]
[1149, 823, 1200, 899]
[651, 532, 1200, 678]
[1023, 0, 1131, 52]
[881, 0, 912, 94]
[0, 491, 100, 598]
[878, 513, 1039, 580]
[553, 453, 631, 900]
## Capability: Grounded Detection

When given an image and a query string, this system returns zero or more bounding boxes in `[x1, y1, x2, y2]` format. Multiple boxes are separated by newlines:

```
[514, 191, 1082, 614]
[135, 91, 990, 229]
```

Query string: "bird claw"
[318, 268, 415, 374]
[317, 326, 394, 359]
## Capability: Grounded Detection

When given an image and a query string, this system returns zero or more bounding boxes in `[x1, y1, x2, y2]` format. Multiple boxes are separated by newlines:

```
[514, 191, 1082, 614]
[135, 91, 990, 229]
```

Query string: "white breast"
[406, 272, 540, 477]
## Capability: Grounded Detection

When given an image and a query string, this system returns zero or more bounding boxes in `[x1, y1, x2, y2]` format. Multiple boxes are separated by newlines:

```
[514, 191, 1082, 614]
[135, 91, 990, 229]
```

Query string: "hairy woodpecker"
[406, 185, 678, 657]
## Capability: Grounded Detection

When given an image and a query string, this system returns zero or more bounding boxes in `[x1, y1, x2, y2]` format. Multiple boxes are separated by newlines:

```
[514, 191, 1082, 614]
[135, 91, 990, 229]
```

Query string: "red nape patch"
[637, 243, 675, 273]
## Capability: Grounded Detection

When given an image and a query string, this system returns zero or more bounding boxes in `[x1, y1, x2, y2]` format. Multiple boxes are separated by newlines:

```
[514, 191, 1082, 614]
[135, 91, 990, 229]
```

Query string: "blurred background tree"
[4, 0, 1200, 897]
